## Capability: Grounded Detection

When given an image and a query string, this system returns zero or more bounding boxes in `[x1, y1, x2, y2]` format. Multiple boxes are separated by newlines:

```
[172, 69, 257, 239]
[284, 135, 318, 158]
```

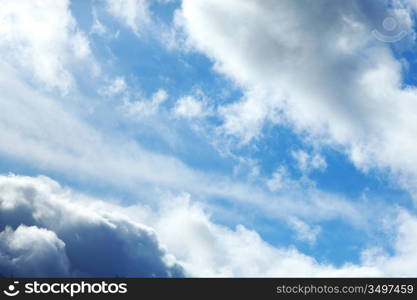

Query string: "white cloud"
[174, 95, 207, 118]
[0, 0, 96, 94]
[360, 210, 417, 276]
[288, 217, 321, 246]
[90, 8, 108, 36]
[100, 76, 128, 96]
[104, 0, 189, 50]
[178, 0, 417, 199]
[266, 166, 314, 192]
[291, 150, 327, 174]
[123, 89, 168, 118]
[153, 193, 417, 277]
[0, 65, 205, 198]
[218, 87, 282, 144]
[266, 167, 290, 192]
[106, 0, 151, 36]
[0, 58, 369, 233]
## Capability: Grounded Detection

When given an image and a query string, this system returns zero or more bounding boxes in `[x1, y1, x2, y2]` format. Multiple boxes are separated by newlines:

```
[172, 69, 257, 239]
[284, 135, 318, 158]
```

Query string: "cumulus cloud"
[0, 174, 183, 277]
[178, 0, 417, 199]
[0, 0, 96, 94]
[0, 225, 70, 277]
[154, 193, 417, 277]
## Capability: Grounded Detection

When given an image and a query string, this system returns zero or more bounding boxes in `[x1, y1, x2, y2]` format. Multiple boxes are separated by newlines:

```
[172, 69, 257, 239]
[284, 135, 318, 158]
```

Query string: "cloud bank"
[2, 174, 417, 277]
[0, 175, 183, 277]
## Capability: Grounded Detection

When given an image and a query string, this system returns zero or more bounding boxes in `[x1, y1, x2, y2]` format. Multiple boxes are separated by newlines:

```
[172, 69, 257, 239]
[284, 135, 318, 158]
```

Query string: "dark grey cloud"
[0, 175, 184, 277]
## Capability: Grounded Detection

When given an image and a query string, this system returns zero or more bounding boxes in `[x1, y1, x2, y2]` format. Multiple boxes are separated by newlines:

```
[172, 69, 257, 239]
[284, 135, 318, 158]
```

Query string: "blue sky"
[1, 0, 417, 277]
